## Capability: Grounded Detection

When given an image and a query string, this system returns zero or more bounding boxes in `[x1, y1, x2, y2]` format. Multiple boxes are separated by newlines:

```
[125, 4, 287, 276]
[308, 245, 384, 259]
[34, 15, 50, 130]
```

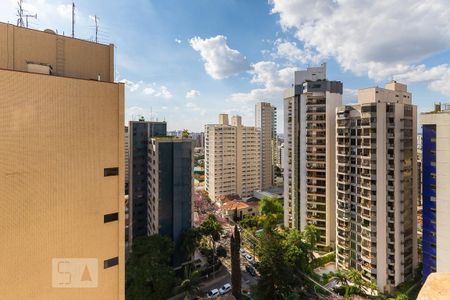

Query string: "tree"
[181, 227, 202, 259]
[216, 245, 227, 258]
[254, 229, 293, 299]
[329, 268, 377, 298]
[126, 235, 176, 300]
[240, 215, 259, 229]
[233, 207, 239, 222]
[199, 214, 223, 277]
[182, 129, 190, 138]
[259, 196, 283, 228]
[259, 196, 283, 217]
[177, 266, 201, 300]
[230, 225, 242, 300]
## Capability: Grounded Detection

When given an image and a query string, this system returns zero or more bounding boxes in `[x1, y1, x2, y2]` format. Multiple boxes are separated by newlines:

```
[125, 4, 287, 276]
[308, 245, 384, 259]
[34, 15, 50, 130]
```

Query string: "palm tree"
[177, 266, 201, 300]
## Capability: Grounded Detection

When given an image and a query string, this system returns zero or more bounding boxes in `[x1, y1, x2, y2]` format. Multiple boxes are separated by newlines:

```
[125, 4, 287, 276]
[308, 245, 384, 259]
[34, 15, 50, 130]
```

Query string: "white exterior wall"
[421, 112, 450, 273]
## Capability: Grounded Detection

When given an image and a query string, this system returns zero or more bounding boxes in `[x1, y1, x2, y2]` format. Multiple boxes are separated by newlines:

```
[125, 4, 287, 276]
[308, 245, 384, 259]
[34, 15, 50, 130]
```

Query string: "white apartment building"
[421, 103, 450, 281]
[205, 114, 261, 201]
[335, 81, 418, 292]
[255, 102, 277, 190]
[283, 63, 342, 249]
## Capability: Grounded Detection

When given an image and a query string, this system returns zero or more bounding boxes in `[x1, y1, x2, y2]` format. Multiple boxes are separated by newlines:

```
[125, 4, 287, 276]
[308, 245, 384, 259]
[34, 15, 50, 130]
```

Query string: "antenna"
[17, 0, 24, 27]
[94, 15, 99, 43]
[16, 1, 37, 28]
[71, 2, 75, 37]
[24, 13, 37, 28]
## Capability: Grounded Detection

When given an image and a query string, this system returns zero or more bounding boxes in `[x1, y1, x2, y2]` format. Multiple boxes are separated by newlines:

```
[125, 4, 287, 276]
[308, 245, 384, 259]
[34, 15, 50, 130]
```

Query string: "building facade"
[125, 126, 130, 195]
[421, 103, 450, 281]
[335, 81, 418, 292]
[255, 102, 277, 190]
[128, 120, 166, 245]
[283, 63, 342, 249]
[147, 137, 193, 267]
[205, 114, 261, 201]
[0, 22, 124, 299]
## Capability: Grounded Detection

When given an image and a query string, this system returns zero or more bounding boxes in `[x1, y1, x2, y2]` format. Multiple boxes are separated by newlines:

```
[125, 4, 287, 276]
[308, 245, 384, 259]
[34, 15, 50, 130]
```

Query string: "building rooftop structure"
[0, 21, 115, 82]
[418, 273, 450, 299]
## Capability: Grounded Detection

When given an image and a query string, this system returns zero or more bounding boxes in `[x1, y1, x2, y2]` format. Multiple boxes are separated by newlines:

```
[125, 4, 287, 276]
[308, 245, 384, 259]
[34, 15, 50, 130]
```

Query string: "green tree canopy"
[126, 235, 176, 300]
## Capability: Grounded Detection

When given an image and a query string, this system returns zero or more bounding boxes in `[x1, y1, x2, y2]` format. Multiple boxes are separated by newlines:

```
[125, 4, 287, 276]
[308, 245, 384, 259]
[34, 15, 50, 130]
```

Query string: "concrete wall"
[0, 22, 114, 82]
[0, 69, 124, 299]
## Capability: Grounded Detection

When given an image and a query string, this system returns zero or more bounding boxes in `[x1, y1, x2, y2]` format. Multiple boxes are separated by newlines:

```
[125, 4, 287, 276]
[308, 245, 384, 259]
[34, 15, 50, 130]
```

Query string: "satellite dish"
[43, 29, 56, 35]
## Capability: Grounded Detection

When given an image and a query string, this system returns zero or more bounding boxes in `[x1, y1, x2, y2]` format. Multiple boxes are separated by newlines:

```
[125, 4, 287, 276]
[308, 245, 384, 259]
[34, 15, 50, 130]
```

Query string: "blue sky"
[2, 0, 450, 132]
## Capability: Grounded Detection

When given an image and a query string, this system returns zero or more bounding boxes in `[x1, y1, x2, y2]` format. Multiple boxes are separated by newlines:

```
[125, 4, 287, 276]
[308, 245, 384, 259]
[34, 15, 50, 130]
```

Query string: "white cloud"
[142, 85, 172, 99]
[120, 79, 142, 92]
[186, 89, 201, 99]
[190, 35, 250, 80]
[174, 38, 182, 44]
[343, 88, 358, 104]
[270, 0, 450, 81]
[273, 39, 322, 65]
[185, 102, 206, 116]
[391, 64, 450, 96]
[125, 106, 158, 123]
[120, 79, 173, 98]
[250, 61, 296, 89]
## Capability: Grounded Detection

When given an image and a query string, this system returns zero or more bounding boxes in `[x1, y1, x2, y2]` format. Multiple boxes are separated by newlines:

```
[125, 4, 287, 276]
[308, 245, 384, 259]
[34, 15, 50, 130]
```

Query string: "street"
[193, 189, 259, 297]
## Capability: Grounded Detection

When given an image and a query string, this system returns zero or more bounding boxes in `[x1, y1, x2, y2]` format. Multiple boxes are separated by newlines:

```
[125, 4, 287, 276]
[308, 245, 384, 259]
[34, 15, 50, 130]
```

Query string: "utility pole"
[71, 2, 75, 37]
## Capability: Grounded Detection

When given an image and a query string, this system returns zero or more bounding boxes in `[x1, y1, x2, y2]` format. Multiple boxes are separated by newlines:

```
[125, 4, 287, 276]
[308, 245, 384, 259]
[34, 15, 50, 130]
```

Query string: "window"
[104, 212, 119, 223]
[104, 257, 119, 269]
[104, 167, 119, 176]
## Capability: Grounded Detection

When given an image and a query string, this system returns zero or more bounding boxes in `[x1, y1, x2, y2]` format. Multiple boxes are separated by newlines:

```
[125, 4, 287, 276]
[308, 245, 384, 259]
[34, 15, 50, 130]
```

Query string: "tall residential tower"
[335, 81, 418, 292]
[128, 120, 166, 245]
[205, 114, 261, 201]
[283, 63, 342, 249]
[0, 22, 124, 299]
[255, 102, 277, 190]
[147, 137, 194, 267]
[421, 103, 450, 281]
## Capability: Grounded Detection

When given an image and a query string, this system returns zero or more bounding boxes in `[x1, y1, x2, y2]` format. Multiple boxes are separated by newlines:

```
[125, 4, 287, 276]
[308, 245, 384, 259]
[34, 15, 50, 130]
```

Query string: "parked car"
[207, 288, 219, 298]
[240, 248, 246, 255]
[244, 254, 254, 263]
[245, 264, 256, 276]
[219, 283, 232, 295]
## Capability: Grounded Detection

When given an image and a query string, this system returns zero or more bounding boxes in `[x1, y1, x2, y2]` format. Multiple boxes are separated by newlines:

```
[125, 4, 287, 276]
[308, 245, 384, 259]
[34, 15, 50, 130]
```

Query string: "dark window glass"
[104, 167, 119, 176]
[104, 257, 119, 269]
[104, 212, 119, 223]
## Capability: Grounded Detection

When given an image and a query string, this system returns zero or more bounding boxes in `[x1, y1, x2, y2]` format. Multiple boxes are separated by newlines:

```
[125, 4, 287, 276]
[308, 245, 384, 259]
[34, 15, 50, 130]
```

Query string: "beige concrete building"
[421, 104, 450, 280]
[335, 81, 418, 292]
[0, 22, 124, 300]
[283, 64, 342, 249]
[205, 114, 261, 201]
[255, 102, 277, 190]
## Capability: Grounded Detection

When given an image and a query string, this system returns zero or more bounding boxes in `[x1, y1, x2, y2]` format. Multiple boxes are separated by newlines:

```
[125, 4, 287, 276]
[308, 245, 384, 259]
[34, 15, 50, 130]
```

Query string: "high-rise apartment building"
[128, 120, 166, 245]
[0, 22, 124, 299]
[421, 103, 450, 281]
[255, 102, 277, 190]
[147, 137, 194, 267]
[283, 63, 342, 248]
[205, 114, 261, 201]
[335, 81, 418, 292]
[125, 126, 130, 194]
